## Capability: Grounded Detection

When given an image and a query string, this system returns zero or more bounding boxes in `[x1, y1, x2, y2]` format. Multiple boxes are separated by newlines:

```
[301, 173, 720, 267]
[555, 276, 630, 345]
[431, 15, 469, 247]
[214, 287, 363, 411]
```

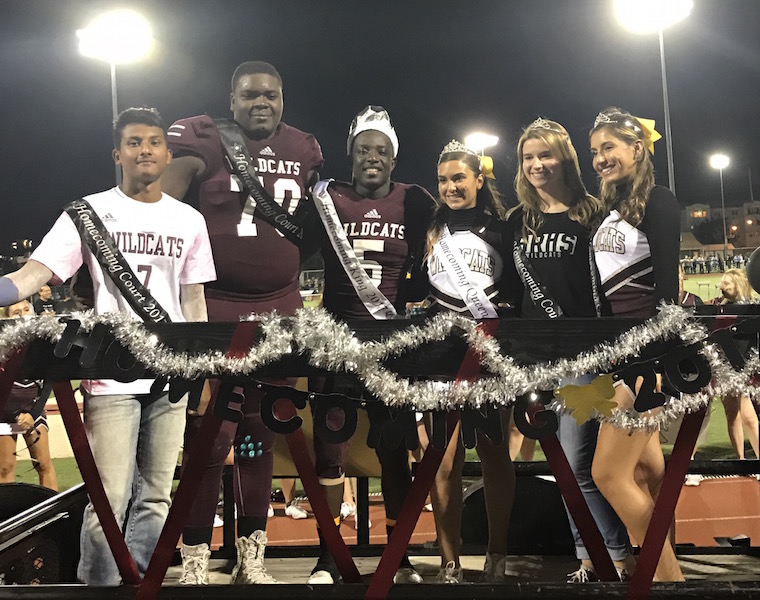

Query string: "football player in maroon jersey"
[163, 61, 323, 585]
[306, 106, 434, 584]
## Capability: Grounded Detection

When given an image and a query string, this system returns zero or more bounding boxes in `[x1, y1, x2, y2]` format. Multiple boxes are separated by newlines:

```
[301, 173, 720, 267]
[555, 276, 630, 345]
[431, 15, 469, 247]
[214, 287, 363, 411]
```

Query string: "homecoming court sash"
[432, 226, 498, 319]
[513, 230, 603, 319]
[512, 236, 564, 320]
[64, 199, 172, 324]
[312, 180, 398, 320]
[214, 118, 304, 245]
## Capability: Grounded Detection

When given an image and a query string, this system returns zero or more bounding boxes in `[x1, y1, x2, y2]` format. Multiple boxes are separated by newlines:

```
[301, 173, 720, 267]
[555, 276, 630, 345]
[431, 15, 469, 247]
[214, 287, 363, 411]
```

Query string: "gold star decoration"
[555, 374, 617, 425]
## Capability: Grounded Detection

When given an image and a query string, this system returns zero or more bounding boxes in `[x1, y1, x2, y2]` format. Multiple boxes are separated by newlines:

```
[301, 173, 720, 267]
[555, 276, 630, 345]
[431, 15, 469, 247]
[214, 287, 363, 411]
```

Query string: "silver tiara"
[525, 117, 566, 135]
[438, 139, 477, 162]
[593, 112, 616, 128]
[593, 111, 641, 134]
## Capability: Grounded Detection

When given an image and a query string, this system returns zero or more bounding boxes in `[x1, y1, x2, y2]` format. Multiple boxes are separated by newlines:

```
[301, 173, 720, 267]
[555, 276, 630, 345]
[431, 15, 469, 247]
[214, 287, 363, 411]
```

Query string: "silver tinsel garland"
[0, 305, 757, 431]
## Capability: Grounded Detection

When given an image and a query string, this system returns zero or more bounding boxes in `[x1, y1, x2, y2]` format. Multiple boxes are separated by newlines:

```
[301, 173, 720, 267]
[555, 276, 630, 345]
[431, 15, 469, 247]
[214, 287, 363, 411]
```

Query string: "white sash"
[432, 226, 499, 319]
[313, 180, 398, 320]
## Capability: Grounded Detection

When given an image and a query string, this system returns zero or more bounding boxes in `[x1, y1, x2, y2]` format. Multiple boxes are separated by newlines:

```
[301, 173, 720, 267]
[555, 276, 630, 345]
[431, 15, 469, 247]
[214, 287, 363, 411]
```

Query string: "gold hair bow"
[480, 155, 496, 179]
[632, 116, 662, 154]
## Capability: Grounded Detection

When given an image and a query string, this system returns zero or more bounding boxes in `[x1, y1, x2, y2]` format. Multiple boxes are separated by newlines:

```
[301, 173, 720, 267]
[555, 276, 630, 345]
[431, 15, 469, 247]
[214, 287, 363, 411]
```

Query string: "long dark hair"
[427, 148, 505, 256]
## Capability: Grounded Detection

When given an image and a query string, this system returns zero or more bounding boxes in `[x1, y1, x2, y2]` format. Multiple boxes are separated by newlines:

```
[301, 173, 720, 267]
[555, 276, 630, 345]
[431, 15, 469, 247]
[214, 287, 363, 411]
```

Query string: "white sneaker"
[481, 552, 507, 583]
[307, 569, 335, 584]
[179, 542, 210, 585]
[215, 504, 237, 526]
[285, 499, 308, 520]
[230, 531, 280, 584]
[423, 502, 433, 512]
[307, 557, 340, 584]
[353, 512, 371, 530]
[393, 566, 423, 584]
[267, 504, 274, 518]
[684, 474, 703, 486]
[340, 501, 355, 520]
[435, 560, 463, 583]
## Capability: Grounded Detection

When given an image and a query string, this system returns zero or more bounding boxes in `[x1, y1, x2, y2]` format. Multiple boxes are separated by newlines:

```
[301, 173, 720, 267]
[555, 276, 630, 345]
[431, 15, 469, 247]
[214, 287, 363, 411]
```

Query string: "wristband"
[0, 277, 20, 307]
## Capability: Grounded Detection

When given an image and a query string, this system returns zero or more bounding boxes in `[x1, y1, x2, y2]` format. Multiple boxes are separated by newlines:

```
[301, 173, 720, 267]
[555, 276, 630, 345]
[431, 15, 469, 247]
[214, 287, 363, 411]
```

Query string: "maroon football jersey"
[320, 181, 435, 319]
[167, 115, 323, 313]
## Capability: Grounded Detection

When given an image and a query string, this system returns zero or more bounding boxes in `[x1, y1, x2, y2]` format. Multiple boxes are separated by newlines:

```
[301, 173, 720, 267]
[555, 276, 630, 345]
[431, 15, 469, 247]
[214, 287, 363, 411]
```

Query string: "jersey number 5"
[233, 175, 302, 237]
[353, 239, 384, 288]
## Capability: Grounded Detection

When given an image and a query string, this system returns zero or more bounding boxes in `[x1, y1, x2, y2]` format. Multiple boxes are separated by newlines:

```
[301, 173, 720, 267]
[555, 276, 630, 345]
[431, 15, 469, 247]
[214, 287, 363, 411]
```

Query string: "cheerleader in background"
[0, 300, 58, 491]
[712, 269, 759, 459]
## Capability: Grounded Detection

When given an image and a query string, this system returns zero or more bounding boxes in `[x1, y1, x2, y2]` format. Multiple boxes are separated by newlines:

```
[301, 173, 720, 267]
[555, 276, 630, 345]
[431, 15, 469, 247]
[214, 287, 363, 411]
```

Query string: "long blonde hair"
[723, 268, 752, 302]
[515, 119, 600, 239]
[590, 107, 655, 227]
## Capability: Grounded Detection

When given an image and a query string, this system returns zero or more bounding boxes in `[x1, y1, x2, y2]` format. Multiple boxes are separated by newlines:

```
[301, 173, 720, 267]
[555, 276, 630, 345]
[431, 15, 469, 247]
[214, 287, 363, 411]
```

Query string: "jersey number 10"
[232, 174, 302, 237]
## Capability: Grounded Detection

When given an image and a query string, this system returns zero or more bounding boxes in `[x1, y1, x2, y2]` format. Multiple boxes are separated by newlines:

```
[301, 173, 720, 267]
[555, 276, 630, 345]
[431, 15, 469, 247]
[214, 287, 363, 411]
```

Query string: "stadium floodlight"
[78, 10, 154, 183]
[710, 153, 730, 263]
[464, 132, 499, 156]
[614, 0, 693, 196]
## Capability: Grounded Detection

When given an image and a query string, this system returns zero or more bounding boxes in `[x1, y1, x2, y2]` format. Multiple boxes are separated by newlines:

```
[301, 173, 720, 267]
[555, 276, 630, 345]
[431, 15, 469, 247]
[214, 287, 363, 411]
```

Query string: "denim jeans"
[557, 382, 631, 561]
[77, 391, 186, 584]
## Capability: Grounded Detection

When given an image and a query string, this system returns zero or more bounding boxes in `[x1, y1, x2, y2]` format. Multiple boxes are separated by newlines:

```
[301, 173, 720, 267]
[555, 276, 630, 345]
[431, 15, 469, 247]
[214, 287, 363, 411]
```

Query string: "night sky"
[2, 0, 760, 248]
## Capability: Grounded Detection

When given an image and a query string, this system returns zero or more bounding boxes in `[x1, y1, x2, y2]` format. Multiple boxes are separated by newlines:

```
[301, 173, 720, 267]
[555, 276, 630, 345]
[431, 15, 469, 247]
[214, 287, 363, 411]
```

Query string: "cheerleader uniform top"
[426, 206, 519, 315]
[592, 185, 680, 317]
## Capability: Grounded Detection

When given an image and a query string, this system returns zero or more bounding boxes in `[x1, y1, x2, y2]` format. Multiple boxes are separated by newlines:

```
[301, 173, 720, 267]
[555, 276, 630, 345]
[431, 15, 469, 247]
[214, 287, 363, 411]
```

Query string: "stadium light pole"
[614, 0, 693, 197]
[710, 153, 730, 264]
[77, 9, 154, 184]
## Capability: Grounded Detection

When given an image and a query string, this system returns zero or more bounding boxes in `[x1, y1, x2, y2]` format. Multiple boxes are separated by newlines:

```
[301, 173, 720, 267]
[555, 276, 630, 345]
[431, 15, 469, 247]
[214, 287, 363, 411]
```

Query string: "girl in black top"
[511, 118, 603, 319]
[590, 107, 683, 582]
[510, 118, 634, 582]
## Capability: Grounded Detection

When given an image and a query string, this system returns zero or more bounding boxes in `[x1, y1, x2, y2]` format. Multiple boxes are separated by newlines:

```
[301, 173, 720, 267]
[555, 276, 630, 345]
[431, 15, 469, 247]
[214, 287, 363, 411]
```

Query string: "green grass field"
[681, 271, 723, 303]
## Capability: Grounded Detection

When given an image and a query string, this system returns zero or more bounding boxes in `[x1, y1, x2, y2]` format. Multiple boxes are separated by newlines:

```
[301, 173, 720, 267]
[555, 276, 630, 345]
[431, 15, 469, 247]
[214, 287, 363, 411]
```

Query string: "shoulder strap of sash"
[63, 199, 172, 324]
[213, 118, 304, 245]
[312, 180, 398, 320]
[588, 239, 603, 317]
[511, 228, 564, 319]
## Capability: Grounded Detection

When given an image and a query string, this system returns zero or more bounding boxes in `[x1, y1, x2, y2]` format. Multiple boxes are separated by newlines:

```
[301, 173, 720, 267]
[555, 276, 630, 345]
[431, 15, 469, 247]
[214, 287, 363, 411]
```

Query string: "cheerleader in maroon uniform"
[590, 107, 683, 582]
[0, 300, 58, 491]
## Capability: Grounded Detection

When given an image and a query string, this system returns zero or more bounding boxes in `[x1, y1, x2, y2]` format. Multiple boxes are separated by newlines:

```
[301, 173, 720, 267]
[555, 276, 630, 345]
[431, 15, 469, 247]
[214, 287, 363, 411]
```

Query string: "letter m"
[366, 403, 419, 451]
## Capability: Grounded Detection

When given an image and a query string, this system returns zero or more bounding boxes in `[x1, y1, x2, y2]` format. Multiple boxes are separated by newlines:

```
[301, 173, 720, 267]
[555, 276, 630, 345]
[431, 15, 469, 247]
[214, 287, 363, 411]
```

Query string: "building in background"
[682, 201, 760, 257]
